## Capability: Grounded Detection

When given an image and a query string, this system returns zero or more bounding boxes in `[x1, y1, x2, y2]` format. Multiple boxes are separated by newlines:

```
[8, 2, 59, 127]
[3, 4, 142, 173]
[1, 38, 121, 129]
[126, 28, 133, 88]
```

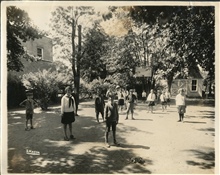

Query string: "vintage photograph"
[1, 1, 219, 174]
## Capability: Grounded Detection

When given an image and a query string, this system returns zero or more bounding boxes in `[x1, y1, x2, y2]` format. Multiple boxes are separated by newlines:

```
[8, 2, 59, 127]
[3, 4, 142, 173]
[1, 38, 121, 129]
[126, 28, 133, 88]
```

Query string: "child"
[125, 89, 137, 120]
[146, 89, 156, 113]
[175, 88, 186, 122]
[105, 95, 120, 148]
[95, 90, 105, 123]
[160, 91, 167, 111]
[61, 86, 76, 141]
[19, 90, 38, 131]
[117, 89, 125, 112]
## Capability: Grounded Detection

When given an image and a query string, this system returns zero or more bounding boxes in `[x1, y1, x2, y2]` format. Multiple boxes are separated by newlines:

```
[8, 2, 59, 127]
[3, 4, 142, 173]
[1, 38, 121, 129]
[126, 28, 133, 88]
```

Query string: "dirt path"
[5, 100, 215, 174]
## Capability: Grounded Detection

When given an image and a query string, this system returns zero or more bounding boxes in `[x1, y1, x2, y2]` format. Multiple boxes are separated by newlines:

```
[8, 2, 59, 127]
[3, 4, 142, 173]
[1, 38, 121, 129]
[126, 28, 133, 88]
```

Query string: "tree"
[7, 6, 44, 72]
[80, 24, 109, 82]
[126, 6, 215, 93]
[50, 6, 95, 101]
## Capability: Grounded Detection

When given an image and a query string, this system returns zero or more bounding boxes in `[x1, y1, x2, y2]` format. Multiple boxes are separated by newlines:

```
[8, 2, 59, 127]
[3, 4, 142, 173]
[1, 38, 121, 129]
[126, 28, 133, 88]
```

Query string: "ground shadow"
[186, 148, 215, 170]
[183, 121, 207, 124]
[7, 105, 153, 174]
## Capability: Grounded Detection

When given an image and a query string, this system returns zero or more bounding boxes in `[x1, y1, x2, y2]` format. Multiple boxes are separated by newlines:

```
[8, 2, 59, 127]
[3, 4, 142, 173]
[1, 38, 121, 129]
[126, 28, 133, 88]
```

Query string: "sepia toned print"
[1, 1, 219, 174]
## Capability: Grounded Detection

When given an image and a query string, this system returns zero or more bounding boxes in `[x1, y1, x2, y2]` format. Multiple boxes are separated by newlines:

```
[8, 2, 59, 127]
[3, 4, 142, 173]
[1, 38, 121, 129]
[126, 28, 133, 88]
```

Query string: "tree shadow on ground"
[185, 110, 215, 120]
[183, 121, 207, 124]
[197, 127, 215, 136]
[8, 105, 153, 174]
[186, 148, 215, 170]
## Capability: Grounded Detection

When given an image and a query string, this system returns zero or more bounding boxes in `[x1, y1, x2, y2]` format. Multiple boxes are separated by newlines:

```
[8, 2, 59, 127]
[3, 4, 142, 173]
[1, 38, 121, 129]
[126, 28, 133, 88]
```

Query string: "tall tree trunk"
[167, 74, 173, 93]
[75, 25, 81, 102]
[71, 19, 76, 85]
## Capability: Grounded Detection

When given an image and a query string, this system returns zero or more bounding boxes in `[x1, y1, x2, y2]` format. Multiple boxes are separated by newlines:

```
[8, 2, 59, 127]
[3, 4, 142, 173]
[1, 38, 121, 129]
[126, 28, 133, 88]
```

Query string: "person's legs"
[178, 113, 182, 122]
[69, 123, 75, 139]
[63, 124, 69, 140]
[151, 106, 154, 113]
[25, 119, 29, 130]
[112, 122, 120, 145]
[101, 111, 104, 122]
[130, 103, 134, 119]
[30, 119, 34, 129]
[105, 125, 110, 147]
[126, 103, 131, 119]
[96, 111, 100, 123]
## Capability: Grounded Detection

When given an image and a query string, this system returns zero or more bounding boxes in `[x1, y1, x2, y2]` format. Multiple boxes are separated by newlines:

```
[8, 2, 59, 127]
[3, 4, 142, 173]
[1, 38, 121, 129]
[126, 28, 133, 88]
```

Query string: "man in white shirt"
[175, 88, 186, 122]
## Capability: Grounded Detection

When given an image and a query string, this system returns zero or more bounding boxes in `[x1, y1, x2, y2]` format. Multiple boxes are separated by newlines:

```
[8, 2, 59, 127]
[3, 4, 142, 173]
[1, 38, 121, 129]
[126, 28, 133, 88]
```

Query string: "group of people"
[20, 85, 186, 148]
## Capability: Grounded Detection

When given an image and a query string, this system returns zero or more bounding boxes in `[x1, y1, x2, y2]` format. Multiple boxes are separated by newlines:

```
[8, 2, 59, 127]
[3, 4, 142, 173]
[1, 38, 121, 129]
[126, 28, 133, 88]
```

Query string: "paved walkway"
[5, 99, 215, 174]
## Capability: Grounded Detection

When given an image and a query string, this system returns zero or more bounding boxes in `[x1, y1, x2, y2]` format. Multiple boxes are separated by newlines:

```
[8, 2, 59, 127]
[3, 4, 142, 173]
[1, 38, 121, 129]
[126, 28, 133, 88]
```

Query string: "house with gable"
[171, 67, 204, 98]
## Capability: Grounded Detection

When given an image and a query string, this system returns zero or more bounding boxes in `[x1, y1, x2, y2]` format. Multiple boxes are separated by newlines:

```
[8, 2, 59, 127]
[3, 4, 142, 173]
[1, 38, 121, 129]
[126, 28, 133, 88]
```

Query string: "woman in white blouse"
[61, 86, 76, 141]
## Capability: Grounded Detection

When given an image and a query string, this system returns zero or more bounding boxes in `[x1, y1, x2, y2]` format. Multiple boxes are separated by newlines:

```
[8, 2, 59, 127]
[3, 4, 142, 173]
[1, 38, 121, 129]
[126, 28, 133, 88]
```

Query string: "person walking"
[146, 89, 156, 113]
[160, 91, 167, 112]
[19, 90, 38, 131]
[141, 90, 147, 103]
[175, 88, 186, 122]
[125, 89, 137, 120]
[95, 90, 105, 123]
[105, 95, 120, 148]
[61, 86, 76, 141]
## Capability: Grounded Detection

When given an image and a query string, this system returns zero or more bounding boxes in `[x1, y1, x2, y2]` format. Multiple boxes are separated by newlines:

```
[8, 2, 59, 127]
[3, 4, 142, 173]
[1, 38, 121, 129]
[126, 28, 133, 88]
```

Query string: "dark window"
[192, 80, 197, 91]
[37, 48, 43, 59]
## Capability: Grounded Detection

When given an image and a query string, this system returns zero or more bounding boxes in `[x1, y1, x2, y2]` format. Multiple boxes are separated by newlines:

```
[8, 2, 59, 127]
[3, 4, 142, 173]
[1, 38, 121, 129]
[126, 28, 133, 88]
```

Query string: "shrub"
[22, 69, 69, 110]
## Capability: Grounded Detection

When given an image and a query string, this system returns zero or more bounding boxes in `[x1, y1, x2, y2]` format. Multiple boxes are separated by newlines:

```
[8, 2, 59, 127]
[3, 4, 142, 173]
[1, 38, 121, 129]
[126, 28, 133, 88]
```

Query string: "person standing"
[146, 89, 156, 113]
[165, 89, 171, 106]
[160, 91, 167, 112]
[125, 89, 137, 120]
[95, 91, 105, 123]
[141, 90, 147, 103]
[61, 86, 76, 141]
[105, 95, 120, 148]
[175, 88, 186, 122]
[19, 90, 38, 131]
[117, 88, 125, 112]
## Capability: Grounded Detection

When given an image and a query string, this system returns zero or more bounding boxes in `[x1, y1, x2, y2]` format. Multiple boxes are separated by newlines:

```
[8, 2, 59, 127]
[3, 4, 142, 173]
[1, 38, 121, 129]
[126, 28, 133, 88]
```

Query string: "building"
[19, 36, 55, 74]
[171, 68, 204, 98]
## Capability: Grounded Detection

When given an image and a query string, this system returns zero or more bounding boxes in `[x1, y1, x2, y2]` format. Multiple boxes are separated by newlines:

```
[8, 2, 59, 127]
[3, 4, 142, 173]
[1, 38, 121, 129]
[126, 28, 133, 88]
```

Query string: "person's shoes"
[105, 143, 110, 148]
[177, 120, 181, 122]
[132, 118, 135, 120]
[75, 114, 79, 116]
[125, 117, 128, 120]
[64, 136, 69, 141]
[70, 135, 76, 139]
[25, 127, 29, 131]
[113, 142, 120, 146]
[30, 126, 34, 129]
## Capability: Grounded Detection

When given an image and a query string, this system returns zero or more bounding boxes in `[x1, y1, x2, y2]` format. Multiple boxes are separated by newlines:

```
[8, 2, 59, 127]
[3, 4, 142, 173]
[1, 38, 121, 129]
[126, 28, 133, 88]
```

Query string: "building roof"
[175, 67, 203, 79]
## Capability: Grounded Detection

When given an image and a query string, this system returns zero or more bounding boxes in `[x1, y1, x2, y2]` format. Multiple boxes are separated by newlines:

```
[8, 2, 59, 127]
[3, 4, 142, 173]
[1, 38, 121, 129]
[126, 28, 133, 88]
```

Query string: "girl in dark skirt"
[61, 86, 76, 141]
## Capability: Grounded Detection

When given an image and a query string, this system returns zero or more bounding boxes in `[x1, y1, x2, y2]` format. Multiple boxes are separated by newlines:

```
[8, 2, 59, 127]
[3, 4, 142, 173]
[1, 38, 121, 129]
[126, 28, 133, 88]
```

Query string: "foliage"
[7, 6, 45, 72]
[126, 6, 215, 93]
[22, 69, 69, 110]
[7, 73, 26, 108]
[81, 24, 109, 82]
